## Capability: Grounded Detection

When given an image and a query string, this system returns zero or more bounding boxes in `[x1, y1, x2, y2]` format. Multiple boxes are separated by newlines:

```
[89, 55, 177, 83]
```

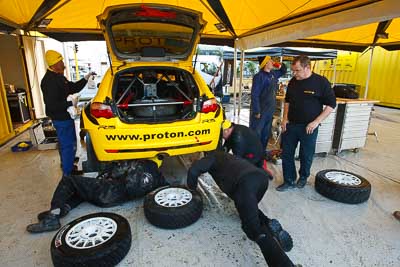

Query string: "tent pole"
[332, 58, 337, 87]
[238, 50, 245, 116]
[62, 43, 71, 81]
[233, 41, 237, 116]
[364, 46, 375, 99]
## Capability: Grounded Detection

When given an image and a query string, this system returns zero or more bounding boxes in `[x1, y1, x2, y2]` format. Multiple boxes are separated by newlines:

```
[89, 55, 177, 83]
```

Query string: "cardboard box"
[29, 122, 58, 150]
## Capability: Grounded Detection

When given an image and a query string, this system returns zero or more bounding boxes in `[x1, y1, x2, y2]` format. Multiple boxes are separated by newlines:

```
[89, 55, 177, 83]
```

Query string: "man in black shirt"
[41, 50, 95, 176]
[187, 151, 298, 267]
[277, 55, 336, 191]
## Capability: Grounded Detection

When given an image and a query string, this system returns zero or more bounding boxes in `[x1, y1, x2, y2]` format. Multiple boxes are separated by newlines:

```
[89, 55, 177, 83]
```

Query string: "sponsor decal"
[105, 129, 211, 142]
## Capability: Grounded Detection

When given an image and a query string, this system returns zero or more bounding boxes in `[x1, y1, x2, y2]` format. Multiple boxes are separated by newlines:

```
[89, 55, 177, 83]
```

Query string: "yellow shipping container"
[314, 48, 400, 108]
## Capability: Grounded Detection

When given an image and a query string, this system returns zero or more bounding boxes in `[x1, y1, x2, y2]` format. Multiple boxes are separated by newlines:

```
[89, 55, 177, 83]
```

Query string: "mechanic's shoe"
[393, 211, 400, 222]
[296, 177, 307, 188]
[268, 219, 293, 252]
[27, 214, 60, 233]
[276, 182, 295, 192]
[37, 205, 71, 221]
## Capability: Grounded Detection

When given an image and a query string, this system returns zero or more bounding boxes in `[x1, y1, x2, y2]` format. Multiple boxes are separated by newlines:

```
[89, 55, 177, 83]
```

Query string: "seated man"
[187, 151, 298, 267]
[27, 160, 166, 233]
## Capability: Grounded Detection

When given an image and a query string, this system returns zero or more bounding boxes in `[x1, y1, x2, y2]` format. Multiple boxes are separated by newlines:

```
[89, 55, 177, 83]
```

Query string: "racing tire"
[315, 169, 371, 204]
[144, 186, 203, 229]
[82, 133, 100, 173]
[50, 212, 131, 267]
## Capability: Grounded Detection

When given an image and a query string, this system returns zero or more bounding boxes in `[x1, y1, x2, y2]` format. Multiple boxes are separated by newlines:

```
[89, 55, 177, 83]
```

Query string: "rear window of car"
[111, 22, 193, 56]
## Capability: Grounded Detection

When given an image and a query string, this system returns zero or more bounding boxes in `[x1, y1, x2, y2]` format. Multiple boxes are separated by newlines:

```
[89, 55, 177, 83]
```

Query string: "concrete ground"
[0, 105, 399, 266]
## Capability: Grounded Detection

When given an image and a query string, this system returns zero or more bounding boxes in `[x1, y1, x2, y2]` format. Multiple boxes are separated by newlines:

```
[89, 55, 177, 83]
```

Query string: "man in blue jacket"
[250, 56, 287, 150]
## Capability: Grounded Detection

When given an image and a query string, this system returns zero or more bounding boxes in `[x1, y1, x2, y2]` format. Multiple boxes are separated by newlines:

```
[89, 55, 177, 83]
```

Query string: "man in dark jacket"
[27, 160, 166, 233]
[187, 151, 297, 267]
[41, 50, 95, 176]
[222, 119, 265, 168]
[250, 56, 287, 150]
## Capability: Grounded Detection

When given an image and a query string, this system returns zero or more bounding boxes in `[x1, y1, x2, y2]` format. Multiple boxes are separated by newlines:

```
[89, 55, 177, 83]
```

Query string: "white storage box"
[29, 122, 58, 150]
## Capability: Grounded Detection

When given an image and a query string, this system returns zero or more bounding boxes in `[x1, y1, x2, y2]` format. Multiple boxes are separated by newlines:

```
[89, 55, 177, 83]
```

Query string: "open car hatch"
[98, 4, 205, 63]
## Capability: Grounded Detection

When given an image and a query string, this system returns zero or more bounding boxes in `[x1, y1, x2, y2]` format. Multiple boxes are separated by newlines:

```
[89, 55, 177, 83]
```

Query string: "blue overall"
[250, 65, 286, 149]
[53, 119, 77, 176]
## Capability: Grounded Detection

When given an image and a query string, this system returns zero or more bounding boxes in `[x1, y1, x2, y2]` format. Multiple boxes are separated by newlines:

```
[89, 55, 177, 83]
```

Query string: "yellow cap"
[45, 50, 63, 66]
[222, 120, 232, 130]
[259, 56, 271, 69]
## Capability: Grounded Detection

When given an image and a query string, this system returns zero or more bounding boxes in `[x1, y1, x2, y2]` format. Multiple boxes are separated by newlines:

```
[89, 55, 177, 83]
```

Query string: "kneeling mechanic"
[187, 150, 300, 267]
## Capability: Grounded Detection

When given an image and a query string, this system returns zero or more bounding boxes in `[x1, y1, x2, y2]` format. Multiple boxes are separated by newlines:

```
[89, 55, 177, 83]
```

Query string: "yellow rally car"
[81, 4, 224, 171]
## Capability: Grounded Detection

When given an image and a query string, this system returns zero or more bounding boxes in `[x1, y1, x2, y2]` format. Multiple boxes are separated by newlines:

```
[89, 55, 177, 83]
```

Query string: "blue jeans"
[53, 119, 77, 176]
[250, 113, 273, 150]
[281, 124, 318, 183]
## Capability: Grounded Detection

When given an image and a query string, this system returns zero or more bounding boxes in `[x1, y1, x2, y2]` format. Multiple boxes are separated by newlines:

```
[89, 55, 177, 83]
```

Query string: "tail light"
[201, 98, 219, 113]
[90, 102, 114, 119]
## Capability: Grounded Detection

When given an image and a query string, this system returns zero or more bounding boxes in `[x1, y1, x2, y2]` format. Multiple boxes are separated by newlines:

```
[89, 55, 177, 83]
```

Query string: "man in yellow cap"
[250, 55, 287, 151]
[222, 119, 265, 169]
[41, 50, 95, 177]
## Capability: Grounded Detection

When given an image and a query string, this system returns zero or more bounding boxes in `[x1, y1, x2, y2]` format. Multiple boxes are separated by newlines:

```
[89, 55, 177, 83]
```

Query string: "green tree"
[245, 61, 257, 77]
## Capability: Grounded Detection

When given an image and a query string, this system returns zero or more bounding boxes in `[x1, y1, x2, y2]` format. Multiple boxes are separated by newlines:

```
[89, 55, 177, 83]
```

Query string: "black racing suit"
[50, 161, 166, 210]
[187, 151, 293, 267]
[223, 123, 265, 168]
